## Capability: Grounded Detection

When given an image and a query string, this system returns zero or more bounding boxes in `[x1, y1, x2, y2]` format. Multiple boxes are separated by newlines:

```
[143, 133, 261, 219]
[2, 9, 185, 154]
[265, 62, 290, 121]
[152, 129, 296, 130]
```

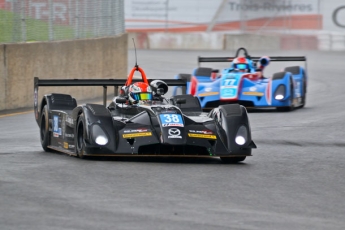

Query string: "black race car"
[34, 65, 256, 163]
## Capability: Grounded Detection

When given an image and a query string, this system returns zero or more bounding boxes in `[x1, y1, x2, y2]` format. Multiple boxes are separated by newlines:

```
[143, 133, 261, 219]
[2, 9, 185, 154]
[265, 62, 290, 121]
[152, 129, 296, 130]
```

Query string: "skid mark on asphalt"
[256, 139, 345, 147]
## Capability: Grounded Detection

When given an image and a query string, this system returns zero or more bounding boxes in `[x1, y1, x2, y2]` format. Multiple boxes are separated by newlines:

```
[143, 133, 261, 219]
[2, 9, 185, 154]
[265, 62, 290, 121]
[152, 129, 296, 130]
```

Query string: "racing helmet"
[128, 82, 153, 104]
[232, 57, 250, 72]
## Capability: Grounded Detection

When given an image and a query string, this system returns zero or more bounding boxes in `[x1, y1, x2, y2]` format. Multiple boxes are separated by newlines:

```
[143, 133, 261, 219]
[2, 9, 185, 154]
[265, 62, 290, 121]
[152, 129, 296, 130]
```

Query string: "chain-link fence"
[0, 0, 125, 43]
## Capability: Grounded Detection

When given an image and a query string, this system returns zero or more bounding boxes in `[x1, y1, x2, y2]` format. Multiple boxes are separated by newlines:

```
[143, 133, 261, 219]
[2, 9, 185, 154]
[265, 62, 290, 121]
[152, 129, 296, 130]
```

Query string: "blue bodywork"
[173, 59, 307, 110]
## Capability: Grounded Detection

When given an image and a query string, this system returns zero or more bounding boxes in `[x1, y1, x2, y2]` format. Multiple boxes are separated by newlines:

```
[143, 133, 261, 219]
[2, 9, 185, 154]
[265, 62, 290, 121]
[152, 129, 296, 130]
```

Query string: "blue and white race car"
[173, 47, 307, 111]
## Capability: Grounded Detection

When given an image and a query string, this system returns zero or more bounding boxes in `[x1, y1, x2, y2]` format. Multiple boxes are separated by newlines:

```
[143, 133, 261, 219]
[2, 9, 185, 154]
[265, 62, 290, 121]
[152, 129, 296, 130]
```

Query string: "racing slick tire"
[39, 105, 50, 152]
[220, 156, 246, 164]
[299, 76, 307, 108]
[76, 113, 87, 159]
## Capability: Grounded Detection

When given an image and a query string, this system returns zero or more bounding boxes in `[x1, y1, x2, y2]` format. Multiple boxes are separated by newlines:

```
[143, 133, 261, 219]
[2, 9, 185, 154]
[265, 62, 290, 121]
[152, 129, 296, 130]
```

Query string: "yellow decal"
[242, 92, 264, 96]
[188, 133, 217, 139]
[198, 92, 219, 97]
[123, 132, 152, 138]
[63, 142, 68, 149]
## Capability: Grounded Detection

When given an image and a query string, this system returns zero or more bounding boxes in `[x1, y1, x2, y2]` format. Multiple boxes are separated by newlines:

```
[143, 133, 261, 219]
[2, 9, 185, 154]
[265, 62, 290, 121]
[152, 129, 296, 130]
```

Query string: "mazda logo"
[168, 128, 180, 136]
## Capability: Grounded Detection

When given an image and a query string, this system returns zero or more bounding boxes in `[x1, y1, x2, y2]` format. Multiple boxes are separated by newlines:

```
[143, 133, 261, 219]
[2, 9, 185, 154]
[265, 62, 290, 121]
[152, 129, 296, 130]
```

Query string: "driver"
[231, 57, 252, 73]
[127, 82, 153, 105]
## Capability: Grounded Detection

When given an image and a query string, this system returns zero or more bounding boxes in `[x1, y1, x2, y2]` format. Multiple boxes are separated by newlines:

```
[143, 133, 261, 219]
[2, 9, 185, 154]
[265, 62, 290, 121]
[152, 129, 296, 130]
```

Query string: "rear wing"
[198, 56, 307, 69]
[34, 77, 186, 121]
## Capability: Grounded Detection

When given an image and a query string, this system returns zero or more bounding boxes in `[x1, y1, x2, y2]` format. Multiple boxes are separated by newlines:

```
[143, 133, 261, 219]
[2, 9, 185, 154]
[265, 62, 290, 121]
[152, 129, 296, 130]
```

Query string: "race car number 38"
[159, 114, 184, 127]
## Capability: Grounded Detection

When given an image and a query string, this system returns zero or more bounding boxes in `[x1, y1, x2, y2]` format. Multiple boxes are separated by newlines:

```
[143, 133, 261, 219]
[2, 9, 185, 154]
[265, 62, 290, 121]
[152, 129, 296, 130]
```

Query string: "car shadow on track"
[39, 150, 250, 165]
[84, 155, 249, 165]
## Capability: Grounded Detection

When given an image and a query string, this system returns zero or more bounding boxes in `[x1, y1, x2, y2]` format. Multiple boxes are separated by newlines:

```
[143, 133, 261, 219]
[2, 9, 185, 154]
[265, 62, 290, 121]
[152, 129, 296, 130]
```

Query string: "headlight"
[274, 85, 286, 100]
[92, 125, 108, 146]
[275, 95, 284, 100]
[235, 126, 247, 145]
[235, 136, 246, 145]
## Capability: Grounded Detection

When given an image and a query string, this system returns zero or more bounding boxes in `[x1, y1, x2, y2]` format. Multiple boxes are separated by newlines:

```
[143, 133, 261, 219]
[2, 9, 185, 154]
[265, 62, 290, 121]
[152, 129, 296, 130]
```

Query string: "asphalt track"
[0, 49, 345, 230]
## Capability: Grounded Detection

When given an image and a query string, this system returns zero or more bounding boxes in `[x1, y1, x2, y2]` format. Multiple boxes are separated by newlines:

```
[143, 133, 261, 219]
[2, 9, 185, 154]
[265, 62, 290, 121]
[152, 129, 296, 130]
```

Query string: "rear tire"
[220, 156, 246, 164]
[76, 113, 87, 159]
[299, 76, 307, 108]
[40, 105, 50, 152]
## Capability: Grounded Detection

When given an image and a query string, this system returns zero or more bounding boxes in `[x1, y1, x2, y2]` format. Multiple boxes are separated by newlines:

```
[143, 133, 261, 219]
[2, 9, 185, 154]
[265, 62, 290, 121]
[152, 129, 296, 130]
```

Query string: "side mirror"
[116, 97, 127, 104]
[176, 98, 186, 105]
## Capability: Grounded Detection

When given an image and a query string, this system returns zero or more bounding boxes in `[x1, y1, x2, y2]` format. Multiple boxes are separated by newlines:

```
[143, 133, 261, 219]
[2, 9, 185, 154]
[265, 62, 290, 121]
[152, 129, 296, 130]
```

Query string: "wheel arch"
[217, 104, 255, 155]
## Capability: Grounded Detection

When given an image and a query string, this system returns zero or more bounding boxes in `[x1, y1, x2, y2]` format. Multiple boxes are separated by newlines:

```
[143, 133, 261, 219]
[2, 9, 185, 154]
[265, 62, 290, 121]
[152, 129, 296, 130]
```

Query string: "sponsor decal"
[63, 142, 68, 149]
[198, 92, 219, 97]
[162, 123, 184, 127]
[168, 128, 182, 139]
[189, 130, 214, 135]
[188, 133, 217, 139]
[65, 133, 74, 138]
[124, 128, 149, 133]
[69, 145, 75, 149]
[159, 114, 184, 127]
[122, 132, 152, 138]
[249, 87, 257, 91]
[242, 92, 264, 96]
[66, 117, 74, 125]
[53, 115, 61, 137]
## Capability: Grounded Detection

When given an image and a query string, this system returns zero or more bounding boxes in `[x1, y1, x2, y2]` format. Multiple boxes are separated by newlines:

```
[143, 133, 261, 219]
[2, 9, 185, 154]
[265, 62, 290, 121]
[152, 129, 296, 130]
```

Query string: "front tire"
[220, 156, 246, 164]
[76, 113, 87, 159]
[40, 105, 50, 152]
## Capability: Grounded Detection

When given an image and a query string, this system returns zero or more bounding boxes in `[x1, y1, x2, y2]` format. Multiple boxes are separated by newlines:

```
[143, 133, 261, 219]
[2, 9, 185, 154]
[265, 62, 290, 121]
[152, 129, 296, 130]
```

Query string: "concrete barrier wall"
[1, 33, 128, 111]
[0, 45, 5, 111]
[129, 32, 284, 51]
[129, 32, 345, 51]
[128, 32, 224, 50]
[224, 34, 280, 51]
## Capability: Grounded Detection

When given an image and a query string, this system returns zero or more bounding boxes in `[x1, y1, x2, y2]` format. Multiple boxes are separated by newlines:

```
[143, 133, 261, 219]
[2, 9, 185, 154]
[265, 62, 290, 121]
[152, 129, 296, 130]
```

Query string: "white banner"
[125, 0, 320, 31]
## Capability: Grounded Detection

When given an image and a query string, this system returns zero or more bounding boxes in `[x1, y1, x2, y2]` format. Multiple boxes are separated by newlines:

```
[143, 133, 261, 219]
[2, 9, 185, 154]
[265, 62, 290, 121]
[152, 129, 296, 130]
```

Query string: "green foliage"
[0, 9, 84, 43]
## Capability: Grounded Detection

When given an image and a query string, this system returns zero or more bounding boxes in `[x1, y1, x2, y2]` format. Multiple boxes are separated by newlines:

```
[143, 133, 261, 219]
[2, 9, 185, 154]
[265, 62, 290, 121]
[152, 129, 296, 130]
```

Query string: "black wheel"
[299, 77, 307, 108]
[76, 113, 87, 159]
[220, 156, 246, 164]
[40, 105, 50, 152]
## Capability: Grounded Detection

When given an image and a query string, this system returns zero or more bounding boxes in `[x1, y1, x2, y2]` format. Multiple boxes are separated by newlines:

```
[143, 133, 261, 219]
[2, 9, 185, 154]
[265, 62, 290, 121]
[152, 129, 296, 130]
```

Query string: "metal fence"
[0, 0, 125, 43]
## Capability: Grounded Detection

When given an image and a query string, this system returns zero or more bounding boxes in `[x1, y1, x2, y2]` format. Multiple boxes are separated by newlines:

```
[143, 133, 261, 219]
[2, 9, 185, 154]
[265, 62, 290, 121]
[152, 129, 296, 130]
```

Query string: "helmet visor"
[235, 64, 248, 70]
[131, 92, 152, 101]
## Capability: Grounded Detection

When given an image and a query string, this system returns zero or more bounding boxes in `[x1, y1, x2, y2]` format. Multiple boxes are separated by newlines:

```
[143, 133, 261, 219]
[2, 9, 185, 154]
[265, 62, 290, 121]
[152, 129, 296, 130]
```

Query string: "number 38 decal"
[159, 114, 184, 127]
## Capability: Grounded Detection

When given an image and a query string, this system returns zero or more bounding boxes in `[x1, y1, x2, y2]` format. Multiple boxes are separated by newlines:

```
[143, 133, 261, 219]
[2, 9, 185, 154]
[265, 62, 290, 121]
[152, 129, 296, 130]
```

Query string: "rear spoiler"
[34, 77, 186, 120]
[198, 56, 307, 66]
